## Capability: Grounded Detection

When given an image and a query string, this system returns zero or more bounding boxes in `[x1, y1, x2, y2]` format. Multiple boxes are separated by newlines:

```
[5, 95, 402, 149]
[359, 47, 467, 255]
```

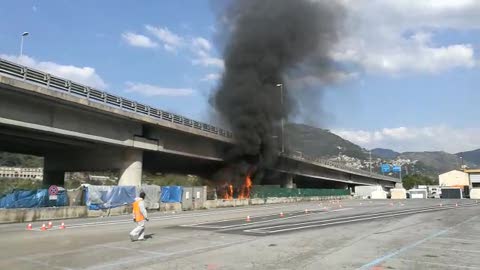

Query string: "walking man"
[130, 191, 149, 241]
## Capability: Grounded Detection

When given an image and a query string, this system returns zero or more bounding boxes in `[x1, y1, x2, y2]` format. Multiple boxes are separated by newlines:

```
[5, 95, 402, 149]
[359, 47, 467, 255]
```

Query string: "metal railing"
[0, 58, 233, 139]
[283, 151, 399, 182]
[0, 57, 398, 182]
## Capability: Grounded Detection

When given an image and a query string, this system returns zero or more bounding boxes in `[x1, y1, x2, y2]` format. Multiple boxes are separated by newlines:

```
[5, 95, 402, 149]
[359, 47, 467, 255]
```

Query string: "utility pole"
[369, 150, 372, 173]
[276, 83, 285, 153]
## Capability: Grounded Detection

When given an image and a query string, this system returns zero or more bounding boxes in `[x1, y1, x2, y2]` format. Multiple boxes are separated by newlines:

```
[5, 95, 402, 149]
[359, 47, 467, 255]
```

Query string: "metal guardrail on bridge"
[0, 58, 398, 182]
[283, 152, 399, 182]
[0, 58, 233, 139]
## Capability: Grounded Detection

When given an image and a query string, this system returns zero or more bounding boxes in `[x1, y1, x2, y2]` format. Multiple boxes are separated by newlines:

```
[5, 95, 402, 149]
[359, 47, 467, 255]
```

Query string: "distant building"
[0, 167, 43, 180]
[438, 170, 469, 188]
[464, 169, 480, 188]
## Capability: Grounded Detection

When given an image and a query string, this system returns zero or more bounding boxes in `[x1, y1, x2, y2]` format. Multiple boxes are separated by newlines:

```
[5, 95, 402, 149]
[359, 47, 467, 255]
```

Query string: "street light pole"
[20, 32, 29, 57]
[369, 150, 372, 173]
[276, 83, 284, 154]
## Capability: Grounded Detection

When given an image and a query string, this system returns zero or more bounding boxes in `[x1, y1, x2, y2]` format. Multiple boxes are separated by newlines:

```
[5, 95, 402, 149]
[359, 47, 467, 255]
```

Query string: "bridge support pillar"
[118, 149, 143, 187]
[43, 156, 65, 187]
[43, 170, 65, 187]
[281, 174, 294, 188]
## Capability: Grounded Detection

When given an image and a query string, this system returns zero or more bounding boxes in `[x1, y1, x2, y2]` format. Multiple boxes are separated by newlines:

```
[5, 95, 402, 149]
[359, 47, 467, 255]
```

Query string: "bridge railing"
[283, 151, 399, 182]
[0, 58, 234, 139]
[0, 57, 398, 182]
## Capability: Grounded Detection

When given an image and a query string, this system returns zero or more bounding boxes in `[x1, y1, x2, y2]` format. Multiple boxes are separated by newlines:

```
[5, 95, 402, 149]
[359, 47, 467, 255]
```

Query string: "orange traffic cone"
[59, 222, 65, 229]
[48, 221, 53, 229]
[41, 223, 47, 231]
[280, 212, 284, 217]
[246, 216, 251, 222]
[26, 223, 32, 230]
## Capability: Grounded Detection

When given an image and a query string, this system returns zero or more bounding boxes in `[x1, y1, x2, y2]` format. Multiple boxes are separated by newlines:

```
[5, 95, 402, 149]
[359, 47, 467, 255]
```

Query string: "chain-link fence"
[250, 186, 350, 199]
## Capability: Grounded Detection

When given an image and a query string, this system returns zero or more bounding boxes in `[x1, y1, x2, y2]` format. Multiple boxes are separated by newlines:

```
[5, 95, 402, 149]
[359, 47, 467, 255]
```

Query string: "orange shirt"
[132, 199, 145, 222]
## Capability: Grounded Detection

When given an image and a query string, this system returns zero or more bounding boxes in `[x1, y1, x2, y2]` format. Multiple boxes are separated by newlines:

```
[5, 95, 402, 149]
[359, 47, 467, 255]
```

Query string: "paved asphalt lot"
[1, 199, 480, 270]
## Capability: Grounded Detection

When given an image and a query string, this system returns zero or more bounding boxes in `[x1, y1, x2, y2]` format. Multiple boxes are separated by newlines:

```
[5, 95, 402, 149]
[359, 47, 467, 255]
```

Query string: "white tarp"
[84, 185, 136, 210]
[140, 185, 161, 209]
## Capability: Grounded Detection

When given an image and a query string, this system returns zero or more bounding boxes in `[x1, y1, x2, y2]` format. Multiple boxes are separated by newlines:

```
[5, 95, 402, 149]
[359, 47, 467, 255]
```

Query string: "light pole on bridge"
[20, 32, 29, 57]
[276, 83, 285, 154]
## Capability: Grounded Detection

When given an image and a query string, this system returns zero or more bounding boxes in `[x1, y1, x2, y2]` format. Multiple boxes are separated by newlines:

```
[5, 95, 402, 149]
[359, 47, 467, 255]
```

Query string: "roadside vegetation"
[402, 174, 436, 190]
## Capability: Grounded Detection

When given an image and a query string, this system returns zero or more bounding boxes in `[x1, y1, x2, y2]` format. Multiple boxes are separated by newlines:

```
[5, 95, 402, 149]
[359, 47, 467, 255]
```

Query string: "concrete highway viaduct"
[0, 58, 399, 189]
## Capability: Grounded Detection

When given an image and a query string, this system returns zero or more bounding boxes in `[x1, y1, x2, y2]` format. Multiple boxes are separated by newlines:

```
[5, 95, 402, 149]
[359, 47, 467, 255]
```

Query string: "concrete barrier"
[87, 205, 132, 218]
[160, 203, 182, 212]
[249, 198, 266, 205]
[470, 188, 480, 199]
[1, 195, 352, 223]
[390, 188, 407, 199]
[213, 199, 249, 208]
[371, 190, 388, 199]
[0, 206, 87, 224]
[207, 195, 351, 209]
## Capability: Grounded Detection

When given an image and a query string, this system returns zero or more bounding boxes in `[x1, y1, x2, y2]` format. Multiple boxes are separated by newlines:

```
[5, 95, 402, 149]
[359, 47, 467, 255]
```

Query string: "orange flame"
[238, 173, 253, 199]
[223, 184, 233, 200]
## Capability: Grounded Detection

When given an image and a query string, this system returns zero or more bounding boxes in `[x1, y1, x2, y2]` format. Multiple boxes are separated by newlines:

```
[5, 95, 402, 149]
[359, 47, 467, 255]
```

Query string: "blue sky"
[1, 1, 480, 153]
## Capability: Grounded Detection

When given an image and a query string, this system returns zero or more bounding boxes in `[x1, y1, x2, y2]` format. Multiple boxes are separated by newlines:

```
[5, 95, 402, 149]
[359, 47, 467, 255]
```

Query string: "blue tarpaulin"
[0, 189, 68, 208]
[160, 186, 183, 203]
[85, 185, 136, 210]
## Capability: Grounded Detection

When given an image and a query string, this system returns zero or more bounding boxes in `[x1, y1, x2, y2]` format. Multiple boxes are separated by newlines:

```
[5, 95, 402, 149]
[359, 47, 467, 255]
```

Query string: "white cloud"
[192, 37, 212, 52]
[122, 32, 158, 48]
[332, 1, 480, 75]
[192, 56, 224, 68]
[287, 71, 359, 89]
[145, 25, 184, 52]
[121, 25, 223, 70]
[125, 82, 194, 97]
[1, 54, 107, 89]
[190, 36, 224, 69]
[201, 73, 221, 82]
[332, 126, 480, 153]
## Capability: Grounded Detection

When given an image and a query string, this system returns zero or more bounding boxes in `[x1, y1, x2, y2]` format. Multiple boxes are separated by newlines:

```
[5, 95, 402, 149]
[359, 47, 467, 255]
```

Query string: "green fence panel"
[250, 186, 349, 198]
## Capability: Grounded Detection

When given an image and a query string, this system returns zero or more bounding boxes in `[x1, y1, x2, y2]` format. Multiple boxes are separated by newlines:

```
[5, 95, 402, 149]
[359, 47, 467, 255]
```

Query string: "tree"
[402, 174, 436, 190]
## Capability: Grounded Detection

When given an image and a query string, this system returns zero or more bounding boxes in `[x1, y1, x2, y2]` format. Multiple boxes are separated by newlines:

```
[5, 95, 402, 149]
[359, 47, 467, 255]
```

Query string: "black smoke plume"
[212, 0, 343, 185]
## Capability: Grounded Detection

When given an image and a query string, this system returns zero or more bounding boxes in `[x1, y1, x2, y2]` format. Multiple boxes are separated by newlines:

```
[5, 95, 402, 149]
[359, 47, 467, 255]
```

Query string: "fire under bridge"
[0, 58, 399, 189]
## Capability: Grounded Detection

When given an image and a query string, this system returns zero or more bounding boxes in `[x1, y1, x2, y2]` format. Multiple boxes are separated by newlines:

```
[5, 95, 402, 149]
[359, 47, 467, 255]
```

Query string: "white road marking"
[85, 239, 252, 270]
[244, 206, 438, 233]
[181, 209, 338, 229]
[31, 204, 290, 231]
[98, 244, 170, 256]
[396, 258, 480, 269]
[245, 206, 465, 234]
[434, 236, 480, 243]
[418, 246, 480, 254]
[216, 208, 352, 231]
[17, 257, 75, 270]
[356, 215, 479, 270]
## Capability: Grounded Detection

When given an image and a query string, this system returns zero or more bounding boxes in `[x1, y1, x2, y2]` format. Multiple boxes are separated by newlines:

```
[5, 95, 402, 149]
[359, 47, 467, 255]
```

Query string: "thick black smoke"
[213, 0, 343, 183]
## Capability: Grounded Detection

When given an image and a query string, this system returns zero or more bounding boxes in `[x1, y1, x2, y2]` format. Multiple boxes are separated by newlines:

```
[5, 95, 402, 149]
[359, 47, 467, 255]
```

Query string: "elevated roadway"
[0, 58, 399, 188]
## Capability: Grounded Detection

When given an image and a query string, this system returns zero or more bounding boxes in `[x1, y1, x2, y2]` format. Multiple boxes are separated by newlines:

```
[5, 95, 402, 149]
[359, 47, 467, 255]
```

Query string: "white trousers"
[129, 220, 145, 241]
